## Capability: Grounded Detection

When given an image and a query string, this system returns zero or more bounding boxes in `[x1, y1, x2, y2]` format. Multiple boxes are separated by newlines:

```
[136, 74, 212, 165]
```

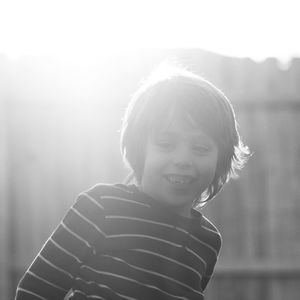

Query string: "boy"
[15, 64, 250, 299]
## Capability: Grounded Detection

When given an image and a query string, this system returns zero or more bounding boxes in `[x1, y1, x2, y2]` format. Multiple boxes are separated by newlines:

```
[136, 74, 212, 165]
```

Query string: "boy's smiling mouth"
[164, 174, 196, 185]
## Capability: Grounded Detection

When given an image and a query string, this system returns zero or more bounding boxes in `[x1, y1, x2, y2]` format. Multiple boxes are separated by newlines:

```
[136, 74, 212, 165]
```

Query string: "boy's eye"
[155, 139, 174, 149]
[193, 144, 210, 154]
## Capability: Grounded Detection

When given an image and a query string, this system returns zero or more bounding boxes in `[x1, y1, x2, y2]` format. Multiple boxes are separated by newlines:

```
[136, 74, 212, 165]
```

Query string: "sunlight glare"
[0, 0, 299, 63]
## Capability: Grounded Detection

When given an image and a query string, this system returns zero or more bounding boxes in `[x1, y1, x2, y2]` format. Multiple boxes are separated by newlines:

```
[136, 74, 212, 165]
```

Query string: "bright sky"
[0, 0, 299, 64]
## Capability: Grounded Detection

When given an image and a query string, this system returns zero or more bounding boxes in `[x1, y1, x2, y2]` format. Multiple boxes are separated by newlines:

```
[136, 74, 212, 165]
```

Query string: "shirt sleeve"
[201, 234, 221, 291]
[200, 217, 222, 292]
[15, 190, 106, 300]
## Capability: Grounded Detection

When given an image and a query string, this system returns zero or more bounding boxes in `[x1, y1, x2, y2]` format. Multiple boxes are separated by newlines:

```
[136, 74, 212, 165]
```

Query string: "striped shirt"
[15, 183, 222, 300]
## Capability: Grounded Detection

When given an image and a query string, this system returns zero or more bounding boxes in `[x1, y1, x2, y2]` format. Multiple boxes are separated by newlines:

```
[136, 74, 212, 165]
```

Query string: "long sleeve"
[15, 191, 106, 300]
[200, 216, 222, 292]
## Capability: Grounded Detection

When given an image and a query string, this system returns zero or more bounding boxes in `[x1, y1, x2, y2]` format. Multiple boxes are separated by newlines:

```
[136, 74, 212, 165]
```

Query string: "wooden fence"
[204, 101, 300, 299]
[1, 49, 300, 299]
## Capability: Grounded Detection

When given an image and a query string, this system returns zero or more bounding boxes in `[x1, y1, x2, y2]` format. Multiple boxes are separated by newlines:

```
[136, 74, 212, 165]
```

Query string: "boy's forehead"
[147, 94, 219, 141]
[161, 116, 197, 131]
[151, 113, 211, 138]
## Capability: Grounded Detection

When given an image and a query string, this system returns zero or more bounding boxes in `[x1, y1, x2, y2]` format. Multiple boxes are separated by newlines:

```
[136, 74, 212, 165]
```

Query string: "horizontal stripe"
[79, 192, 105, 210]
[39, 255, 73, 279]
[16, 288, 47, 300]
[50, 238, 82, 264]
[107, 232, 207, 273]
[105, 215, 217, 266]
[71, 207, 106, 237]
[93, 283, 127, 300]
[83, 260, 203, 297]
[75, 277, 189, 300]
[106, 215, 175, 229]
[202, 225, 220, 235]
[108, 233, 183, 248]
[80, 266, 197, 300]
[110, 292, 137, 300]
[96, 283, 189, 300]
[72, 289, 106, 299]
[102, 196, 151, 208]
[28, 271, 68, 292]
[131, 248, 202, 280]
[108, 215, 218, 256]
[185, 247, 207, 269]
[102, 254, 196, 290]
[74, 279, 138, 300]
[61, 221, 93, 249]
[189, 233, 219, 256]
[172, 226, 219, 257]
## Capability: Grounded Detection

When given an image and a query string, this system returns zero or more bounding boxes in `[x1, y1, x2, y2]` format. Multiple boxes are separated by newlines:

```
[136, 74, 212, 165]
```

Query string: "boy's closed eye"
[193, 144, 211, 154]
[154, 137, 175, 150]
[153, 135, 213, 155]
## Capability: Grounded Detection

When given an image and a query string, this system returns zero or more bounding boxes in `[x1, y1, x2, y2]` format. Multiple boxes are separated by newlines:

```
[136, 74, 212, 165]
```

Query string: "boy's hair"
[120, 63, 250, 207]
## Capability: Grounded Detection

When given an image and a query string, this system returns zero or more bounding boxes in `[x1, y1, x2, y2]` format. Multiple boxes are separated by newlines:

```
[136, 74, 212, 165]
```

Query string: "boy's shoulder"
[86, 182, 131, 195]
[199, 214, 222, 250]
[82, 183, 136, 200]
[80, 183, 148, 210]
[200, 214, 220, 233]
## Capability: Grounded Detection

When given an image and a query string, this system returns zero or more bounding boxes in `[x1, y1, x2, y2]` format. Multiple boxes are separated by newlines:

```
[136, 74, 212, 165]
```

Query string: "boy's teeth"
[166, 175, 192, 184]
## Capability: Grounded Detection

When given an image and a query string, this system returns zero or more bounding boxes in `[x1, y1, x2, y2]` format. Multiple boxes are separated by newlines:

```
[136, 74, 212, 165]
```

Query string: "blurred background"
[1, 0, 300, 299]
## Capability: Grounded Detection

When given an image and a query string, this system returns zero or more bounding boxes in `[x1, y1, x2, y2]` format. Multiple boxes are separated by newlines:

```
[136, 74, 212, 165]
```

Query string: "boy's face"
[139, 118, 218, 217]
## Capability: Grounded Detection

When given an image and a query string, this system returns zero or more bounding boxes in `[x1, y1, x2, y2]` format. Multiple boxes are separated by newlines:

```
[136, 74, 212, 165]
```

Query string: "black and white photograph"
[0, 1, 299, 299]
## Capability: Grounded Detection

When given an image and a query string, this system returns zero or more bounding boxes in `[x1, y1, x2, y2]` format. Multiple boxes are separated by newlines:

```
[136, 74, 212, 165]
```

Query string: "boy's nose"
[172, 146, 193, 168]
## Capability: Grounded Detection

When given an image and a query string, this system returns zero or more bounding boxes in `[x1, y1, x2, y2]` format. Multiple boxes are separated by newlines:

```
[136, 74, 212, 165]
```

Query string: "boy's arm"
[200, 217, 222, 292]
[201, 274, 212, 291]
[201, 242, 221, 291]
[15, 191, 106, 300]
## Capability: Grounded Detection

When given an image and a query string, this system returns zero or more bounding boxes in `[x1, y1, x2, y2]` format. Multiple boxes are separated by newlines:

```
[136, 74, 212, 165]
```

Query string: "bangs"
[145, 81, 222, 142]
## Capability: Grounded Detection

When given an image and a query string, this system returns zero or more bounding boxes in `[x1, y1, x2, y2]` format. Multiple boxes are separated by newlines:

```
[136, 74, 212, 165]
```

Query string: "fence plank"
[0, 64, 9, 300]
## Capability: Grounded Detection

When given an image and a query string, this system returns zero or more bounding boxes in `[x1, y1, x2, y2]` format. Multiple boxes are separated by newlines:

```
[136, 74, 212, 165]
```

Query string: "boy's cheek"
[145, 154, 169, 167]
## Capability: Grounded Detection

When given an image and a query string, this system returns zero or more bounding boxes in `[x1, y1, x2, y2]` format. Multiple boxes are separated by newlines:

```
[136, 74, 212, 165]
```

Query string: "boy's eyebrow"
[156, 129, 212, 142]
